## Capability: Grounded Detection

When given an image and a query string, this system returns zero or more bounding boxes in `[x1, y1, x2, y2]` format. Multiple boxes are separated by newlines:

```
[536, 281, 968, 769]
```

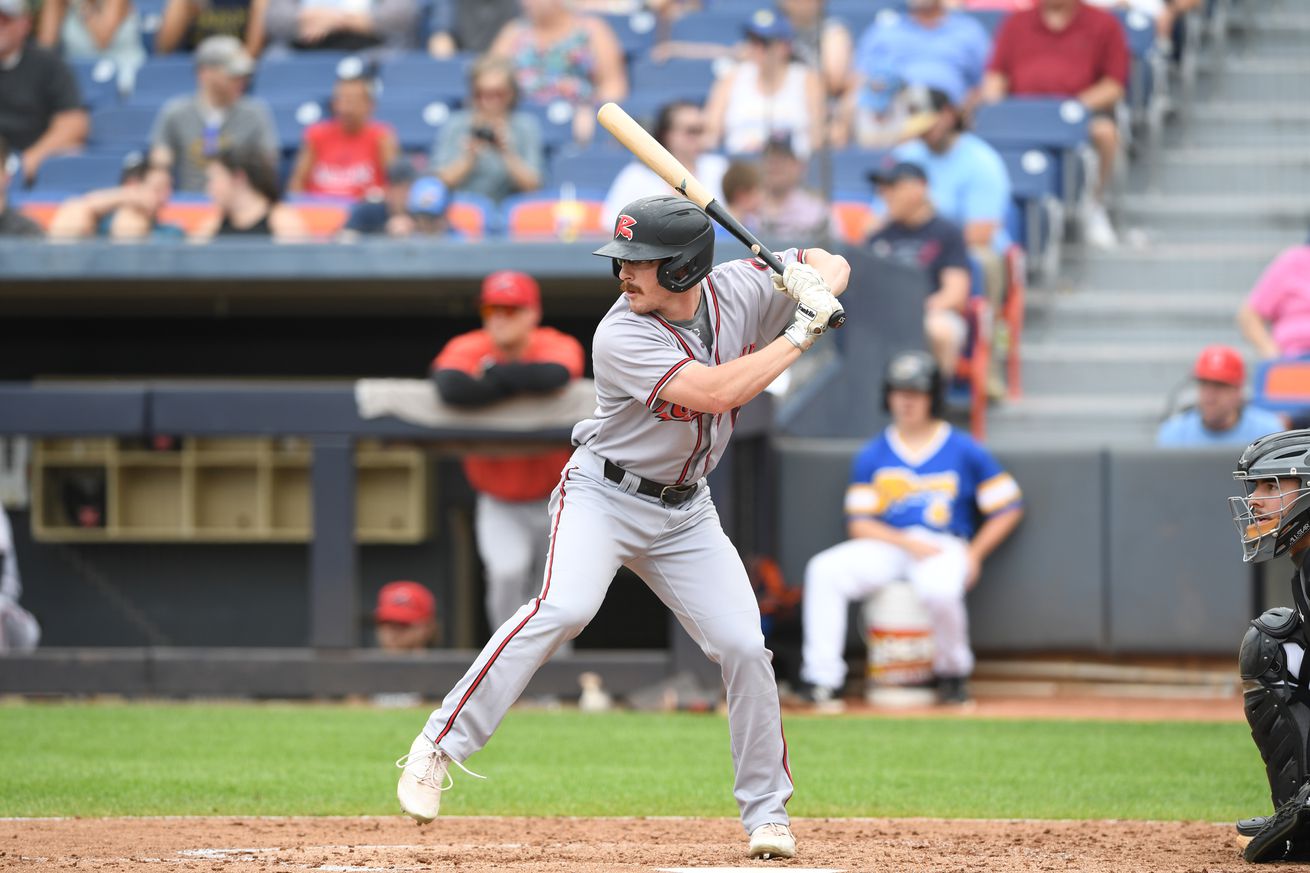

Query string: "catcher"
[1230, 428, 1310, 862]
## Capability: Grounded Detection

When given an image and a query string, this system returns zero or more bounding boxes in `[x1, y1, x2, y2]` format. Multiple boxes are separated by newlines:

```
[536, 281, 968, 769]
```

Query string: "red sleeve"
[536, 329, 586, 378]
[1100, 13, 1130, 86]
[433, 332, 490, 374]
[986, 12, 1019, 75]
[304, 122, 328, 150]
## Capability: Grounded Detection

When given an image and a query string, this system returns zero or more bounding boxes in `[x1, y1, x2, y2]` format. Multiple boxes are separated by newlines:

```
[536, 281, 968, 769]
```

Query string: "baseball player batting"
[397, 194, 849, 861]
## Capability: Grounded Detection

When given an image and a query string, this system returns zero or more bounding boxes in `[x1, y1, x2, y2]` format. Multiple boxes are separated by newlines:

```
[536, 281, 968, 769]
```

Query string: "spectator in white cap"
[0, 0, 89, 186]
[148, 34, 278, 193]
[36, 0, 147, 91]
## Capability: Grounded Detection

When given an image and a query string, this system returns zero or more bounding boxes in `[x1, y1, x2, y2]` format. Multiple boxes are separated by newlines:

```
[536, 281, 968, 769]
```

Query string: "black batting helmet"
[592, 195, 714, 293]
[881, 350, 944, 418]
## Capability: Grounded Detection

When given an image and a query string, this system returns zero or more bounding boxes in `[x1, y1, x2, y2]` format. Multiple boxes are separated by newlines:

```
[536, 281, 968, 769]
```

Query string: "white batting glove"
[782, 286, 839, 351]
[771, 263, 829, 303]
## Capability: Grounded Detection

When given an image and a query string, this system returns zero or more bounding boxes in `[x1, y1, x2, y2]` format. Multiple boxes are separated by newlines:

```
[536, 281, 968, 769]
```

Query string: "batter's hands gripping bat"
[596, 102, 845, 329]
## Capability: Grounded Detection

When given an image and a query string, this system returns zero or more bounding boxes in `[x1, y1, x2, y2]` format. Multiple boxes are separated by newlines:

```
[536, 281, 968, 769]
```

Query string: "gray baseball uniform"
[419, 249, 809, 833]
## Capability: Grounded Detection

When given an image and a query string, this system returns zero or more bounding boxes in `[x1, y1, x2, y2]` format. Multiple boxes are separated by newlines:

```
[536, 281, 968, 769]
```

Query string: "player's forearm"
[848, 516, 915, 547]
[661, 338, 800, 415]
[801, 248, 850, 297]
[968, 507, 1023, 563]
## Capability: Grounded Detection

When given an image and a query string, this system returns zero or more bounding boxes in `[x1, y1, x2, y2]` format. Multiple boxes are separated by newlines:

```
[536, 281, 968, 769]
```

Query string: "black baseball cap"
[868, 160, 927, 186]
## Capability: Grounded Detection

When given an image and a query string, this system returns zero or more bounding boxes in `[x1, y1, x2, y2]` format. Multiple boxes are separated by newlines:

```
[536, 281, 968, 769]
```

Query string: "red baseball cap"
[481, 270, 540, 310]
[375, 580, 436, 625]
[1193, 344, 1244, 386]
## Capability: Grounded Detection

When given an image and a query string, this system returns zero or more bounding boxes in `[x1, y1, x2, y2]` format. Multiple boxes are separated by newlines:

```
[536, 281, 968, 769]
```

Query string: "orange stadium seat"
[831, 201, 872, 246]
[504, 196, 606, 241]
[447, 199, 489, 240]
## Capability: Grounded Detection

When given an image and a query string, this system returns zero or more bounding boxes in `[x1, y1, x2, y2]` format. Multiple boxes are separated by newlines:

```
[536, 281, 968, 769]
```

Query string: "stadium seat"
[29, 153, 127, 194]
[974, 98, 1090, 205]
[269, 99, 328, 154]
[449, 192, 495, 240]
[518, 100, 578, 154]
[71, 59, 123, 109]
[997, 147, 1062, 277]
[253, 54, 352, 101]
[1002, 245, 1026, 400]
[962, 8, 1006, 37]
[600, 10, 659, 61]
[128, 56, 195, 105]
[830, 200, 873, 246]
[502, 194, 606, 240]
[668, 10, 751, 44]
[374, 97, 452, 152]
[282, 194, 353, 236]
[827, 0, 903, 39]
[89, 105, 159, 150]
[1252, 358, 1310, 416]
[951, 294, 992, 440]
[549, 146, 630, 194]
[828, 146, 891, 199]
[378, 53, 469, 103]
[629, 58, 723, 104]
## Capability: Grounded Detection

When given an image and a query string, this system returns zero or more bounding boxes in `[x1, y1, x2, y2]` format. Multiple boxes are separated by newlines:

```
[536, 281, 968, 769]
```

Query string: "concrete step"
[1020, 352, 1195, 396]
[1062, 246, 1280, 292]
[1144, 148, 1310, 197]
[1209, 58, 1310, 102]
[1116, 194, 1310, 235]
[1114, 224, 1306, 247]
[1032, 292, 1242, 331]
[985, 396, 1163, 448]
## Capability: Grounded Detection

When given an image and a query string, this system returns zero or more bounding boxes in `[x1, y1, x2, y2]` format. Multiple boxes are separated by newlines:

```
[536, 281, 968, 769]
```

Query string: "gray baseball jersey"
[572, 249, 807, 484]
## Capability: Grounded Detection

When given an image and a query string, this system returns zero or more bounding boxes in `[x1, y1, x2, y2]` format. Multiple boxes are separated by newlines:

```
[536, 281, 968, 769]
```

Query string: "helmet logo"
[615, 214, 636, 241]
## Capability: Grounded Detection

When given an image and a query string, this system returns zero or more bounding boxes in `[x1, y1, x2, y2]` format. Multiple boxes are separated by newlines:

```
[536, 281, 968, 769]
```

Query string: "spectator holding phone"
[432, 54, 542, 204]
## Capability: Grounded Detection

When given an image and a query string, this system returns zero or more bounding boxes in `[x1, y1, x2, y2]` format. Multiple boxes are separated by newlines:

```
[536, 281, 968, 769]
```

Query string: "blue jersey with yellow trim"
[844, 424, 1021, 540]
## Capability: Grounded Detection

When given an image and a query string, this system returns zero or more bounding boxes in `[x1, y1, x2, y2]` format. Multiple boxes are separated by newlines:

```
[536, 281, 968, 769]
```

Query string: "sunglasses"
[673, 125, 706, 135]
[481, 304, 523, 318]
[474, 87, 511, 99]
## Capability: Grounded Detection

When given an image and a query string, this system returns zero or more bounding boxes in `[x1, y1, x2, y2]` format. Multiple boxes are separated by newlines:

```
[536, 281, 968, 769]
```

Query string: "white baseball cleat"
[749, 822, 796, 860]
[396, 734, 451, 823]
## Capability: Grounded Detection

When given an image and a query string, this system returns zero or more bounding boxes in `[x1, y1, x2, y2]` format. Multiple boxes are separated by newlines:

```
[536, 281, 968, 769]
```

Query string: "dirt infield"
[3, 815, 1253, 872]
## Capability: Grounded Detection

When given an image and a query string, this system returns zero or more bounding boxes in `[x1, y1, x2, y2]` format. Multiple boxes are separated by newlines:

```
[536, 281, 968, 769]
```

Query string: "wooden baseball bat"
[596, 102, 845, 329]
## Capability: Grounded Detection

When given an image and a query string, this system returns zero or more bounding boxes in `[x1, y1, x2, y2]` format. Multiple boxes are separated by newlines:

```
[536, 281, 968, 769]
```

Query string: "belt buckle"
[659, 483, 695, 506]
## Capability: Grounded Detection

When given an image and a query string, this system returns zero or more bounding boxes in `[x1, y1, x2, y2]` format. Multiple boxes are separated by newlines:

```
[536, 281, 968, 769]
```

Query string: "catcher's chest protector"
[1242, 566, 1310, 808]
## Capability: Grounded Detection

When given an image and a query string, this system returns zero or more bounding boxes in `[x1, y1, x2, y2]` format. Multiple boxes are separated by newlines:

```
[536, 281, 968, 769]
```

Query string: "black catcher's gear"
[593, 195, 715, 293]
[1241, 606, 1310, 811]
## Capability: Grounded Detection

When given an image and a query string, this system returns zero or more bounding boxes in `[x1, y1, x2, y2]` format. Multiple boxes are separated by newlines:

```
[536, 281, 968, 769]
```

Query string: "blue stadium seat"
[629, 58, 721, 103]
[519, 101, 578, 154]
[549, 145, 630, 193]
[253, 54, 352, 100]
[30, 153, 127, 193]
[974, 98, 1089, 204]
[668, 10, 750, 44]
[998, 147, 1061, 273]
[136, 0, 166, 53]
[962, 8, 1007, 37]
[614, 92, 686, 130]
[374, 97, 452, 152]
[378, 53, 470, 103]
[128, 56, 195, 105]
[827, 0, 904, 40]
[601, 10, 659, 61]
[268, 99, 328, 154]
[828, 147, 891, 199]
[89, 105, 159, 149]
[71, 59, 123, 109]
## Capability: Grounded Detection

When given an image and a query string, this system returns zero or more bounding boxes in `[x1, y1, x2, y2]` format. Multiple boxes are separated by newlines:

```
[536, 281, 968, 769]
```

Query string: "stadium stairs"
[985, 0, 1310, 449]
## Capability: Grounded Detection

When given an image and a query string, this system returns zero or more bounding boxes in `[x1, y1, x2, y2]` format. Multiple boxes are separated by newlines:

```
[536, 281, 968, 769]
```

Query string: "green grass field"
[0, 701, 1268, 822]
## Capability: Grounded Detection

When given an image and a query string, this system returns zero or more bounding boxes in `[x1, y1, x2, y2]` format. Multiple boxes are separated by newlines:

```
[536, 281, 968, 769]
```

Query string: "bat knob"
[828, 309, 846, 330]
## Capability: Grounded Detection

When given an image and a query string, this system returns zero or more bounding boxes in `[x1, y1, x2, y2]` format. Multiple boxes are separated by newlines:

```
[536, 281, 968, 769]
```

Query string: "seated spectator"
[867, 161, 971, 377]
[704, 9, 824, 158]
[755, 132, 834, 245]
[287, 63, 397, 201]
[433, 55, 543, 204]
[845, 0, 990, 148]
[155, 0, 268, 57]
[982, 0, 1129, 250]
[798, 351, 1023, 706]
[426, 0, 515, 58]
[716, 158, 763, 242]
[194, 147, 307, 239]
[0, 502, 41, 655]
[48, 152, 185, 241]
[488, 0, 627, 144]
[0, 136, 43, 237]
[36, 0, 146, 91]
[264, 0, 419, 52]
[779, 0, 854, 100]
[0, 0, 89, 186]
[402, 177, 455, 236]
[1157, 346, 1285, 447]
[149, 35, 278, 194]
[602, 100, 726, 228]
[876, 81, 1010, 305]
[339, 157, 414, 237]
[374, 580, 440, 651]
[1239, 236, 1310, 360]
[431, 270, 583, 634]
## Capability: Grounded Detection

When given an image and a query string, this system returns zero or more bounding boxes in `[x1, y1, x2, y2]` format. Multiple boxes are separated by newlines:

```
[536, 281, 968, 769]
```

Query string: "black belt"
[603, 459, 699, 506]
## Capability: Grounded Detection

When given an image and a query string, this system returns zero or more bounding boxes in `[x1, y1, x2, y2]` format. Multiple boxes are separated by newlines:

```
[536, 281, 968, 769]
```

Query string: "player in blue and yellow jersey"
[798, 350, 1023, 705]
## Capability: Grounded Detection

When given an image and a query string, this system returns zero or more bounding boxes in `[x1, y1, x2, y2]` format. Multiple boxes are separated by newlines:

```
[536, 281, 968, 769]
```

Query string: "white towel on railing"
[354, 378, 597, 431]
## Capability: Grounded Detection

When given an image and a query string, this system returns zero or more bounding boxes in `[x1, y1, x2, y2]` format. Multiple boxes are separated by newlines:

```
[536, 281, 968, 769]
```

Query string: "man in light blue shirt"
[1157, 345, 1286, 447]
[853, 0, 991, 116]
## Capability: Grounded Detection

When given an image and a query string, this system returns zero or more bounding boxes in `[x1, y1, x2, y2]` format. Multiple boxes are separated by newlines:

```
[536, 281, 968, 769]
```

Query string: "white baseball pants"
[474, 493, 552, 630]
[422, 446, 793, 833]
[800, 529, 974, 690]
[0, 595, 40, 653]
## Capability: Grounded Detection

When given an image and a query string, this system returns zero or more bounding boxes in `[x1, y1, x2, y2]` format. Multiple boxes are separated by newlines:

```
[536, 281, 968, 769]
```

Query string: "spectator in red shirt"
[981, 0, 1129, 249]
[431, 271, 585, 637]
[287, 62, 398, 200]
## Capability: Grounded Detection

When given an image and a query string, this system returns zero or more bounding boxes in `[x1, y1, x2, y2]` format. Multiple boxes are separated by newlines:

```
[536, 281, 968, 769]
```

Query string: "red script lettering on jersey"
[615, 214, 636, 240]
[651, 400, 702, 422]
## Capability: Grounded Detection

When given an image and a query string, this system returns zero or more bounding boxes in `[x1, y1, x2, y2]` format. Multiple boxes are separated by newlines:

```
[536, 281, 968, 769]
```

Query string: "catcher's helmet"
[1231, 428, 1310, 563]
[592, 195, 714, 293]
[882, 350, 944, 418]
